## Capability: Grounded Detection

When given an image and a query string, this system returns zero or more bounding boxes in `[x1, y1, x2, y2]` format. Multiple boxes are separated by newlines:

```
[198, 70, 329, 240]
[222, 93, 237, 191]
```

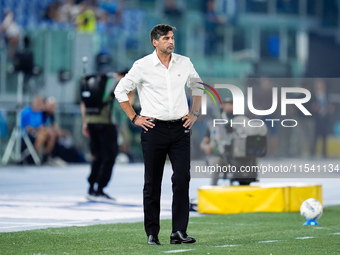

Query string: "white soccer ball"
[300, 198, 323, 220]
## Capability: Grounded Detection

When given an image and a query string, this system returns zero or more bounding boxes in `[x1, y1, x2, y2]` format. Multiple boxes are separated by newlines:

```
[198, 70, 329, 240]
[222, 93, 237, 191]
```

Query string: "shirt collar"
[152, 50, 177, 66]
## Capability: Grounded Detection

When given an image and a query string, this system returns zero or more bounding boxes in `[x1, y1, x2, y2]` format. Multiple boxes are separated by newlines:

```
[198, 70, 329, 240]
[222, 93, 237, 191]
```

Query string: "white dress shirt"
[114, 51, 203, 121]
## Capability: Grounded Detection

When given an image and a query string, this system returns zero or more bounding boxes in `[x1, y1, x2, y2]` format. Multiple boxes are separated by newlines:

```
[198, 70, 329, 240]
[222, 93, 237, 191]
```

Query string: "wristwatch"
[191, 110, 200, 118]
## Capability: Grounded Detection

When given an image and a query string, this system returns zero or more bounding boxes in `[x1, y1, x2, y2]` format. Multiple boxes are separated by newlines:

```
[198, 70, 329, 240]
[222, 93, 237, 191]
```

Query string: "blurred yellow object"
[198, 184, 322, 214]
[76, 10, 96, 33]
[289, 185, 322, 211]
[316, 136, 340, 157]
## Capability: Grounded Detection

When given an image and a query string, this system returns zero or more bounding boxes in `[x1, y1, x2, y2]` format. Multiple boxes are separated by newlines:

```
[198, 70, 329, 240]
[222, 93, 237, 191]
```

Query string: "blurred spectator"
[99, 0, 123, 25]
[96, 10, 110, 33]
[218, 0, 238, 25]
[59, 0, 81, 23]
[163, 0, 184, 54]
[164, 0, 182, 18]
[21, 96, 57, 163]
[43, 97, 85, 164]
[88, 0, 107, 21]
[0, 10, 21, 59]
[204, 0, 227, 55]
[43, 1, 62, 22]
[75, 1, 97, 33]
[310, 79, 335, 157]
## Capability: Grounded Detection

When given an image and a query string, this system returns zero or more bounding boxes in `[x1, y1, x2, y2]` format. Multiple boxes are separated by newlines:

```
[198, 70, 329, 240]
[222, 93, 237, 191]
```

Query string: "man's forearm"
[120, 101, 137, 121]
[127, 90, 136, 105]
[191, 96, 201, 112]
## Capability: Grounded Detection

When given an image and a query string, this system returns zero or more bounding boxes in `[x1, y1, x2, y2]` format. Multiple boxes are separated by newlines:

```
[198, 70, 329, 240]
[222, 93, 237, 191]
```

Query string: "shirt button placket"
[166, 69, 173, 120]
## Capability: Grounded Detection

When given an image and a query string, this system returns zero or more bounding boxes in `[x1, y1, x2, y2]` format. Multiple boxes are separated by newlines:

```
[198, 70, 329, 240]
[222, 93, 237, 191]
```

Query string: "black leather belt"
[148, 118, 183, 124]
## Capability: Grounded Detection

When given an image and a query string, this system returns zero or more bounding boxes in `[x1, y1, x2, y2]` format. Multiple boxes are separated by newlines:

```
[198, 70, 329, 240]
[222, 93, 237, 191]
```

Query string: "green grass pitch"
[1, 205, 339, 255]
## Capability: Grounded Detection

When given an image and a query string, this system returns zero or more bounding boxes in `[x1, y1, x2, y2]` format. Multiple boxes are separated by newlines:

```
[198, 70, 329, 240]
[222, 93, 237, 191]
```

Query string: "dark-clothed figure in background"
[310, 79, 334, 157]
[115, 24, 203, 245]
[81, 74, 118, 202]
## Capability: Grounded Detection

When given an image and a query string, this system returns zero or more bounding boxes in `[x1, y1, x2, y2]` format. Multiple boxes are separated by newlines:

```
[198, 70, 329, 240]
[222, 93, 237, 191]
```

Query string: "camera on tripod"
[13, 50, 33, 74]
[12, 36, 41, 76]
[1, 35, 42, 165]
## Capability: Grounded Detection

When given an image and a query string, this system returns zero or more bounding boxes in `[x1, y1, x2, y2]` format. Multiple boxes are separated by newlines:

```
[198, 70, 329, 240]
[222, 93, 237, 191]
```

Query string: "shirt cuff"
[192, 88, 204, 96]
[115, 93, 129, 103]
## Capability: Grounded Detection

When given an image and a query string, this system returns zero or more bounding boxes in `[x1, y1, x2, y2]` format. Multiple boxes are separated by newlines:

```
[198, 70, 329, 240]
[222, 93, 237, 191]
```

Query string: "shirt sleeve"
[186, 59, 204, 96]
[114, 62, 141, 103]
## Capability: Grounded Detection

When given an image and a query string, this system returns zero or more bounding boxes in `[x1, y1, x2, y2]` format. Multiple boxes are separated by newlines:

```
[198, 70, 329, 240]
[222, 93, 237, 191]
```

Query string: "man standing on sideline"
[81, 74, 119, 202]
[115, 24, 203, 245]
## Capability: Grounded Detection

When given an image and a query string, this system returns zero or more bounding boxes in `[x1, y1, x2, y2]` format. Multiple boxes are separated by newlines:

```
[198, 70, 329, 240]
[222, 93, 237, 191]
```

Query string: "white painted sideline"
[215, 244, 241, 247]
[257, 240, 280, 243]
[164, 249, 195, 253]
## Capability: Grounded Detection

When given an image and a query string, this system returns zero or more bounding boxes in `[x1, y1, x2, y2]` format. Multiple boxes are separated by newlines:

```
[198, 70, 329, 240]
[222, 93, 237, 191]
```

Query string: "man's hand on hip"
[182, 114, 197, 129]
[135, 116, 155, 131]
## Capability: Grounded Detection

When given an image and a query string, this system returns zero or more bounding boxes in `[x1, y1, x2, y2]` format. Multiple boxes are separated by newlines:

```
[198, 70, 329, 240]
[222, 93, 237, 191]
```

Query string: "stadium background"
[1, 0, 340, 162]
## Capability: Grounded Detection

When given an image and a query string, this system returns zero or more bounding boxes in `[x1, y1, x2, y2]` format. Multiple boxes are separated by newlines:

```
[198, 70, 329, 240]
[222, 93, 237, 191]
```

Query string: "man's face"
[153, 31, 175, 55]
[32, 97, 45, 112]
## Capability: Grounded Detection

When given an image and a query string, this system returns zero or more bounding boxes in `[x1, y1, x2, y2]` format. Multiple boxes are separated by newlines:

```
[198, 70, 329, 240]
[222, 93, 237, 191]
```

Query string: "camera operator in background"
[200, 97, 234, 185]
[201, 96, 266, 186]
[80, 72, 119, 202]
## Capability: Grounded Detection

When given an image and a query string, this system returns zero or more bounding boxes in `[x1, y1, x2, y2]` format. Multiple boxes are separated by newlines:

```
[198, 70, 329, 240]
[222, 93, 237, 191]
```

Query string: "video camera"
[231, 116, 267, 158]
[13, 50, 33, 74]
[13, 36, 41, 76]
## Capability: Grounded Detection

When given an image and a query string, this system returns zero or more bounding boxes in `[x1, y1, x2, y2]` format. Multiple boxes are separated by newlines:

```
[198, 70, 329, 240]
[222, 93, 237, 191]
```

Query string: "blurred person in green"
[75, 1, 96, 33]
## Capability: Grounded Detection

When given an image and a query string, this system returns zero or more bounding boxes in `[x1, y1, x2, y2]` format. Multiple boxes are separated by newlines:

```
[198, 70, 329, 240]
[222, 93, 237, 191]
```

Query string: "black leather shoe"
[148, 235, 161, 245]
[170, 231, 196, 244]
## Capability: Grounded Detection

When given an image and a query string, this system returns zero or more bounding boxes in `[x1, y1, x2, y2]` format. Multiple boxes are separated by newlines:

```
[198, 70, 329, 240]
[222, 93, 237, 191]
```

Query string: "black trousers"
[141, 120, 191, 236]
[88, 123, 118, 190]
